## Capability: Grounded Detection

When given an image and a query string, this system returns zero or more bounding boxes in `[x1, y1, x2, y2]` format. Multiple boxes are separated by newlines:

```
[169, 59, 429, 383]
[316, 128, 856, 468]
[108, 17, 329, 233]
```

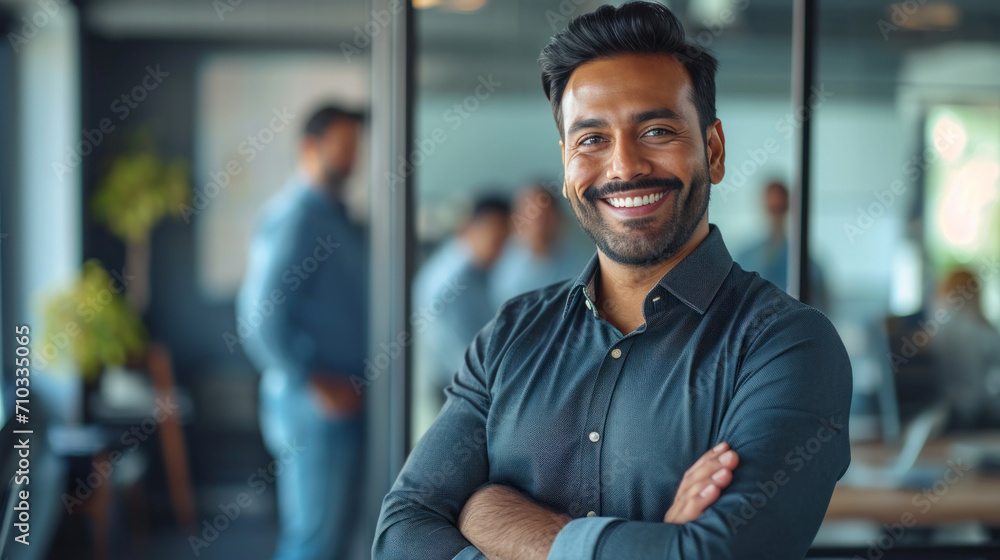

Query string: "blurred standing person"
[736, 180, 830, 311]
[413, 196, 510, 414]
[237, 105, 367, 560]
[491, 184, 591, 306]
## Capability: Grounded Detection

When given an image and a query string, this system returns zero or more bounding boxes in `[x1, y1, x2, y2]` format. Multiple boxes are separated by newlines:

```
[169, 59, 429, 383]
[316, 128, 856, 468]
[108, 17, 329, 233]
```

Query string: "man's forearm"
[458, 484, 571, 560]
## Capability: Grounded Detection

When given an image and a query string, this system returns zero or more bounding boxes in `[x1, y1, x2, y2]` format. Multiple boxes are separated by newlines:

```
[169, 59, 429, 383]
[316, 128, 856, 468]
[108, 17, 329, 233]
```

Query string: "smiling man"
[374, 3, 852, 559]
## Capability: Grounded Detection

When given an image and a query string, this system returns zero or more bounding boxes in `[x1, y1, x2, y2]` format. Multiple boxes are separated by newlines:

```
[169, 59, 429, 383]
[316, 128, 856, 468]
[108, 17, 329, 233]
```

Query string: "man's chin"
[597, 239, 675, 267]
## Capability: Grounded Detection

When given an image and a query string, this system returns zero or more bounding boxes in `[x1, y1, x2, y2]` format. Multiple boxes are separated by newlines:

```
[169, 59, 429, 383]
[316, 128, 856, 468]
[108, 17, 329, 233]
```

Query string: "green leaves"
[91, 129, 191, 243]
[40, 260, 147, 380]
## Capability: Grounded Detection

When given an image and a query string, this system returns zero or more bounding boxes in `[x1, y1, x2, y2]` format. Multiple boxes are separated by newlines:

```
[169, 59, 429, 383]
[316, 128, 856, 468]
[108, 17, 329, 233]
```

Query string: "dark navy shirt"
[374, 224, 852, 559]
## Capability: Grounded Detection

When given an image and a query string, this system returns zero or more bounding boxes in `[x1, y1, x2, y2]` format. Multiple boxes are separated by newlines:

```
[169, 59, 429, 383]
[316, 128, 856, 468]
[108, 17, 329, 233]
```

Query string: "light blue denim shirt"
[237, 176, 368, 382]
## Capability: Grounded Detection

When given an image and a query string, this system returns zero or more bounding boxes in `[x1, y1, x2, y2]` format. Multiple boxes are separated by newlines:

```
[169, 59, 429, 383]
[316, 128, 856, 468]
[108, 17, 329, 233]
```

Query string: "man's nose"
[607, 137, 653, 183]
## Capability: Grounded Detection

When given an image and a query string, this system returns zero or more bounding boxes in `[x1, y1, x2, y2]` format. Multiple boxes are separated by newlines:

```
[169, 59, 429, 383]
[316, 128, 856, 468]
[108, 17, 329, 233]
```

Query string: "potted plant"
[91, 128, 190, 312]
[40, 259, 148, 383]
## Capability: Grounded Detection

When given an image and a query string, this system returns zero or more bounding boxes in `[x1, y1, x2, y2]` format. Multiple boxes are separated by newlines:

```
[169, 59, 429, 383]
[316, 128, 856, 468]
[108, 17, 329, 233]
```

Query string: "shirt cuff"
[547, 517, 623, 560]
[453, 545, 488, 559]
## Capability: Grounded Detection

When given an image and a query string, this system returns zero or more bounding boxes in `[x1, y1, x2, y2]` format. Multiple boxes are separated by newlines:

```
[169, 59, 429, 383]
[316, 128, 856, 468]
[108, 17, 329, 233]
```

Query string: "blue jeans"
[259, 370, 365, 560]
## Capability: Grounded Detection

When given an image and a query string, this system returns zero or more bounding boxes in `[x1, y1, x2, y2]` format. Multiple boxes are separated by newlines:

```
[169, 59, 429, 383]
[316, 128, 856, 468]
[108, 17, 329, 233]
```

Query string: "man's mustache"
[582, 177, 684, 202]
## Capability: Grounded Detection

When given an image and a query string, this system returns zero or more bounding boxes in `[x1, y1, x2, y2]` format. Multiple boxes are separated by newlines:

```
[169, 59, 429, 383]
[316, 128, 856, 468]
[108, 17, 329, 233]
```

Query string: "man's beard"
[320, 165, 348, 196]
[569, 165, 711, 267]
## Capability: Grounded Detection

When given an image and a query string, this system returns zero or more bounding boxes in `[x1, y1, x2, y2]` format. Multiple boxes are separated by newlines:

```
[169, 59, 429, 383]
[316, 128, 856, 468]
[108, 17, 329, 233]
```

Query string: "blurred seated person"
[736, 180, 829, 312]
[929, 268, 1000, 429]
[413, 195, 511, 411]
[490, 183, 591, 307]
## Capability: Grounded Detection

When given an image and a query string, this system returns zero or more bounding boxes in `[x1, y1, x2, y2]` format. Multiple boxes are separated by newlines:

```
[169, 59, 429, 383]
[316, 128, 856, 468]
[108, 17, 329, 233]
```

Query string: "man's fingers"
[690, 442, 729, 471]
[709, 467, 733, 488]
[683, 448, 739, 489]
[671, 482, 720, 524]
[665, 444, 740, 524]
[718, 449, 740, 469]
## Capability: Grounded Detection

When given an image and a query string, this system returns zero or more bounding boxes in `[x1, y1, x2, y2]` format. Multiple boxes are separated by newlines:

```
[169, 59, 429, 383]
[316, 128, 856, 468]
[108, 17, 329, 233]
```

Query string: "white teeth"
[606, 191, 665, 208]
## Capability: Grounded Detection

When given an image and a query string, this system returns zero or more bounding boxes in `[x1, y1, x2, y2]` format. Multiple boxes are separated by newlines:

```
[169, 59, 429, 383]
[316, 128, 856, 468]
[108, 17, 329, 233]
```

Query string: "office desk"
[825, 433, 1000, 526]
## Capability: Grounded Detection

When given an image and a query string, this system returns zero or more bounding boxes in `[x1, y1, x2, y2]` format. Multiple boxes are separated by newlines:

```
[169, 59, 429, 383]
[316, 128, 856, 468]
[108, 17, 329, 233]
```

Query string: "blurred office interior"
[1, 0, 999, 558]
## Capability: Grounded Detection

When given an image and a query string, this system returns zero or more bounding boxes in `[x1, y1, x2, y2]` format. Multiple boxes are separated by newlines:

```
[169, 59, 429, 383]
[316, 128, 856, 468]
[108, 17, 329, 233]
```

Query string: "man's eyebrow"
[633, 108, 683, 123]
[566, 108, 684, 137]
[567, 117, 606, 137]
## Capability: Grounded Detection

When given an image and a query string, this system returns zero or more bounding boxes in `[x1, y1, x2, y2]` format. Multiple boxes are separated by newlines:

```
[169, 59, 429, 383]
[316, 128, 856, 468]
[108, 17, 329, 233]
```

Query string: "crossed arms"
[373, 306, 852, 559]
[456, 442, 740, 560]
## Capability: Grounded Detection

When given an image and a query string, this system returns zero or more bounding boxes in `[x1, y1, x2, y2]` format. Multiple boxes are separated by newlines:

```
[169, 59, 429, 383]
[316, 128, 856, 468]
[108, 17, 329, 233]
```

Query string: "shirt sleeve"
[237, 211, 320, 380]
[548, 305, 853, 560]
[373, 315, 498, 559]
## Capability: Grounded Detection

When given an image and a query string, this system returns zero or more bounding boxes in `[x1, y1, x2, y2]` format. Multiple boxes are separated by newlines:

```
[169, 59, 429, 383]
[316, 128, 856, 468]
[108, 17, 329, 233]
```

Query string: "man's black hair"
[303, 104, 365, 139]
[471, 194, 511, 221]
[538, 1, 719, 139]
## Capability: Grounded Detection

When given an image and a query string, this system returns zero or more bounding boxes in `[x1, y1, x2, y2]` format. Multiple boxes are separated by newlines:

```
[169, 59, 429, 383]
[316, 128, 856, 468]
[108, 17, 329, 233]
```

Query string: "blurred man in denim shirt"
[238, 105, 367, 560]
[491, 183, 590, 307]
[413, 196, 510, 413]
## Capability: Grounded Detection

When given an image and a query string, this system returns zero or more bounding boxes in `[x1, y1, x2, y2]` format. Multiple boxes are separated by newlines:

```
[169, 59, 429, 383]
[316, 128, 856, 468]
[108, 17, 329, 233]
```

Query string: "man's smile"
[599, 187, 675, 217]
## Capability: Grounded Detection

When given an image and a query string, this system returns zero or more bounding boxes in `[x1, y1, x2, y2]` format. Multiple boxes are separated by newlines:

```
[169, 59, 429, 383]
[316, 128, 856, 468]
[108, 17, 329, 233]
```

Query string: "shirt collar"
[563, 224, 734, 318]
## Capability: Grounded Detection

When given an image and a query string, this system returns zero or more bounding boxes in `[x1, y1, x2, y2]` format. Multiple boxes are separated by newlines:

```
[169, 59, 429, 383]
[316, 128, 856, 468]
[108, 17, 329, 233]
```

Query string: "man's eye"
[644, 128, 675, 137]
[579, 135, 603, 146]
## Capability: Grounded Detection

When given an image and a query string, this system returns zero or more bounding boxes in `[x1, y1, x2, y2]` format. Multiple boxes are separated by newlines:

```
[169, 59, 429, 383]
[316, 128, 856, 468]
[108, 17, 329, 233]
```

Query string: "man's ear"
[706, 120, 726, 185]
[559, 139, 568, 198]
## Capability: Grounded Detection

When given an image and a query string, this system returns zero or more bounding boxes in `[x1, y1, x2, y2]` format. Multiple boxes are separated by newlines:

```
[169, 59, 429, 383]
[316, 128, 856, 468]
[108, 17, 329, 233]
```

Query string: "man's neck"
[595, 220, 709, 334]
[768, 216, 786, 243]
[299, 165, 344, 205]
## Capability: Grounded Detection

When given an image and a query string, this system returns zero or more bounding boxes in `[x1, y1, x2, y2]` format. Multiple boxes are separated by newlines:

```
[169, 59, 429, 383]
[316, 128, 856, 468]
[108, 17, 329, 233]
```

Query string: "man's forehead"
[561, 54, 695, 119]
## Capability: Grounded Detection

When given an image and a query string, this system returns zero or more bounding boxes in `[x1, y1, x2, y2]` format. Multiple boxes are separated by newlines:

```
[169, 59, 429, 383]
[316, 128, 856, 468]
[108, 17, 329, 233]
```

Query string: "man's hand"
[309, 373, 364, 417]
[458, 484, 571, 560]
[663, 442, 740, 524]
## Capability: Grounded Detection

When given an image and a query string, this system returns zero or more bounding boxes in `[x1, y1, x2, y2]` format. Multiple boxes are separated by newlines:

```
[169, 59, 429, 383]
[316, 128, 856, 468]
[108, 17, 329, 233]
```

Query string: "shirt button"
[589, 431, 600, 443]
[611, 348, 622, 359]
[587, 511, 597, 517]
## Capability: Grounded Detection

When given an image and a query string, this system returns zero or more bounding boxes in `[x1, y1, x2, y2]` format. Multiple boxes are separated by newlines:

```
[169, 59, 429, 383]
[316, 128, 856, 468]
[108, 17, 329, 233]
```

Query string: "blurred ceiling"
[44, 0, 1000, 95]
